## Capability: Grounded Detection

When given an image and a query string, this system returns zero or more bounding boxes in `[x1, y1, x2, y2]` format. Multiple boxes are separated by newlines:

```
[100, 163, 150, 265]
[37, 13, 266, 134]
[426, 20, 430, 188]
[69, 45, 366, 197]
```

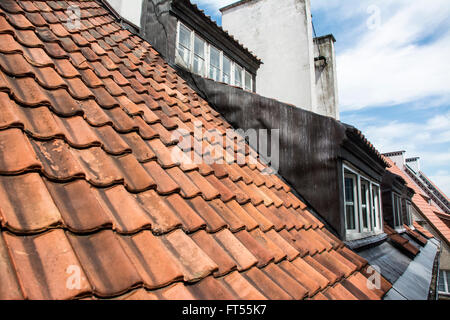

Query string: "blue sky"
[191, 0, 450, 196]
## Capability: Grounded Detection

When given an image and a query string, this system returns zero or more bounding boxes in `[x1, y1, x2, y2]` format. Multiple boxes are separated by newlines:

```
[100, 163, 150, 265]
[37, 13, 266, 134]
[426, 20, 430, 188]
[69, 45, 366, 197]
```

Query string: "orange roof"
[385, 157, 450, 246]
[0, 0, 390, 300]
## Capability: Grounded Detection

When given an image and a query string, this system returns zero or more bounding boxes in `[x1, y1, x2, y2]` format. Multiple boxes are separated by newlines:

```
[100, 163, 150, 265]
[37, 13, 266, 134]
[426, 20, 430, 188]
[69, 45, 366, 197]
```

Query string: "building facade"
[384, 151, 450, 299]
[105, 0, 262, 92]
[221, 0, 339, 119]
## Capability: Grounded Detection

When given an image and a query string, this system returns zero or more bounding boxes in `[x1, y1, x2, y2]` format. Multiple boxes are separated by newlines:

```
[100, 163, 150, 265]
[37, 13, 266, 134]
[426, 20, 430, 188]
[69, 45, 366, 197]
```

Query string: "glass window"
[222, 56, 231, 84]
[177, 23, 192, 68]
[234, 64, 243, 88]
[343, 164, 383, 238]
[244, 70, 252, 91]
[193, 35, 205, 76]
[344, 174, 357, 230]
[371, 185, 380, 230]
[439, 270, 450, 294]
[405, 201, 413, 226]
[393, 194, 403, 228]
[209, 46, 221, 81]
[361, 179, 370, 230]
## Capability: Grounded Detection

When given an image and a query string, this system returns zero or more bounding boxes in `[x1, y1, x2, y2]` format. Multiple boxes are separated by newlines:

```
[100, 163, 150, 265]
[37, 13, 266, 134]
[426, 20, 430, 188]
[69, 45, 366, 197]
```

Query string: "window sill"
[395, 227, 406, 234]
[344, 233, 388, 250]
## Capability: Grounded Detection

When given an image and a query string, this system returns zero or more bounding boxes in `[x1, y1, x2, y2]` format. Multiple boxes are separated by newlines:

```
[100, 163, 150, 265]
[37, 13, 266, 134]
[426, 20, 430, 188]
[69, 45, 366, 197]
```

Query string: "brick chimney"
[406, 157, 420, 173]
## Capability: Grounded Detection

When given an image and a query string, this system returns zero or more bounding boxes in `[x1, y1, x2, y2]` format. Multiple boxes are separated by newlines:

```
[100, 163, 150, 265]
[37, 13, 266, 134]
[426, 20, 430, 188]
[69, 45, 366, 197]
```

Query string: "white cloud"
[429, 171, 450, 197]
[332, 0, 450, 110]
[357, 112, 450, 195]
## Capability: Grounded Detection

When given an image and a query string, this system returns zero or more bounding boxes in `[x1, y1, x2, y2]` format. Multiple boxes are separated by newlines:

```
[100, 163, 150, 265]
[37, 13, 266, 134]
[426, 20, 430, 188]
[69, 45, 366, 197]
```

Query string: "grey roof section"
[358, 241, 412, 285]
[384, 238, 439, 300]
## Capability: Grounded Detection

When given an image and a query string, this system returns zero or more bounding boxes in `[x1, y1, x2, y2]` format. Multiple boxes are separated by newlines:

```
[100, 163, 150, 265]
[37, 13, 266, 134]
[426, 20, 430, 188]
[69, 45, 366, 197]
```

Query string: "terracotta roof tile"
[67, 230, 141, 297]
[96, 185, 152, 233]
[118, 231, 184, 289]
[243, 267, 292, 300]
[0, 173, 62, 232]
[0, 128, 41, 173]
[188, 276, 236, 300]
[4, 229, 92, 299]
[235, 230, 275, 267]
[0, 0, 391, 300]
[323, 283, 358, 300]
[0, 233, 24, 300]
[221, 271, 267, 300]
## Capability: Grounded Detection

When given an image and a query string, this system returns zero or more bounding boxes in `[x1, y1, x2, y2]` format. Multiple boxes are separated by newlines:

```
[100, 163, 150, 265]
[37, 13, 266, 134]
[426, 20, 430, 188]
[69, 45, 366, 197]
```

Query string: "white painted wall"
[107, 0, 143, 27]
[222, 0, 317, 112]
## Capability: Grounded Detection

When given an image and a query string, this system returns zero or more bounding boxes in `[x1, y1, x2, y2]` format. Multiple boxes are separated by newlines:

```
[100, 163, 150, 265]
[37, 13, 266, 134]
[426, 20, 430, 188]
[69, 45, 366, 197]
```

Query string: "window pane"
[244, 71, 252, 91]
[446, 271, 450, 292]
[194, 36, 205, 58]
[346, 205, 355, 230]
[344, 177, 354, 202]
[235, 64, 243, 87]
[209, 47, 220, 81]
[361, 183, 367, 205]
[177, 46, 191, 67]
[179, 24, 191, 49]
[192, 36, 205, 76]
[361, 181, 369, 229]
[223, 56, 231, 84]
[210, 47, 220, 67]
[193, 55, 205, 76]
[439, 270, 446, 292]
[371, 185, 379, 229]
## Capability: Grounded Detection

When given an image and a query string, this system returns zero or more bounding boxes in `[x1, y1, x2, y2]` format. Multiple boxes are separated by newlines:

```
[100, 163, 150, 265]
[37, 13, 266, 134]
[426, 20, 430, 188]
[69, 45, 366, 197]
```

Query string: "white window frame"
[175, 20, 254, 91]
[234, 64, 243, 88]
[439, 270, 450, 295]
[392, 193, 404, 230]
[244, 70, 253, 92]
[176, 21, 193, 70]
[208, 45, 222, 81]
[344, 172, 359, 234]
[343, 163, 383, 240]
[405, 200, 413, 227]
[222, 54, 232, 85]
[192, 34, 207, 77]
[371, 184, 381, 231]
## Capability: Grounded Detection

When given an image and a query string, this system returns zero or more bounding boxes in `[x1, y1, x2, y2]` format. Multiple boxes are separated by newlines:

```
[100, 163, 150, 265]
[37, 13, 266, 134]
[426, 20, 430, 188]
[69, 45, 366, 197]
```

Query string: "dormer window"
[234, 64, 243, 87]
[405, 200, 413, 227]
[222, 56, 232, 84]
[193, 35, 206, 76]
[343, 164, 383, 240]
[176, 21, 254, 91]
[177, 23, 192, 68]
[392, 193, 403, 229]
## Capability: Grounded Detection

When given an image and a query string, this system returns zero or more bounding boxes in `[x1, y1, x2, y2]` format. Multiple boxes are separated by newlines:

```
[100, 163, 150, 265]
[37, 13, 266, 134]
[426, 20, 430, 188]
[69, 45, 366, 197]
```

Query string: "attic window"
[439, 270, 450, 295]
[193, 35, 206, 76]
[175, 21, 254, 91]
[405, 201, 413, 227]
[244, 70, 252, 91]
[392, 193, 403, 228]
[209, 46, 221, 81]
[343, 164, 383, 240]
[234, 64, 243, 87]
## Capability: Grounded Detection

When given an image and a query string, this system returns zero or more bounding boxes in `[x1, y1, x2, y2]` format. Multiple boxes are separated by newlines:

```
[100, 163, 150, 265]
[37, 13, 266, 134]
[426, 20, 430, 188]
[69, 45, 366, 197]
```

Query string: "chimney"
[221, 0, 319, 115]
[383, 151, 406, 168]
[406, 157, 420, 173]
